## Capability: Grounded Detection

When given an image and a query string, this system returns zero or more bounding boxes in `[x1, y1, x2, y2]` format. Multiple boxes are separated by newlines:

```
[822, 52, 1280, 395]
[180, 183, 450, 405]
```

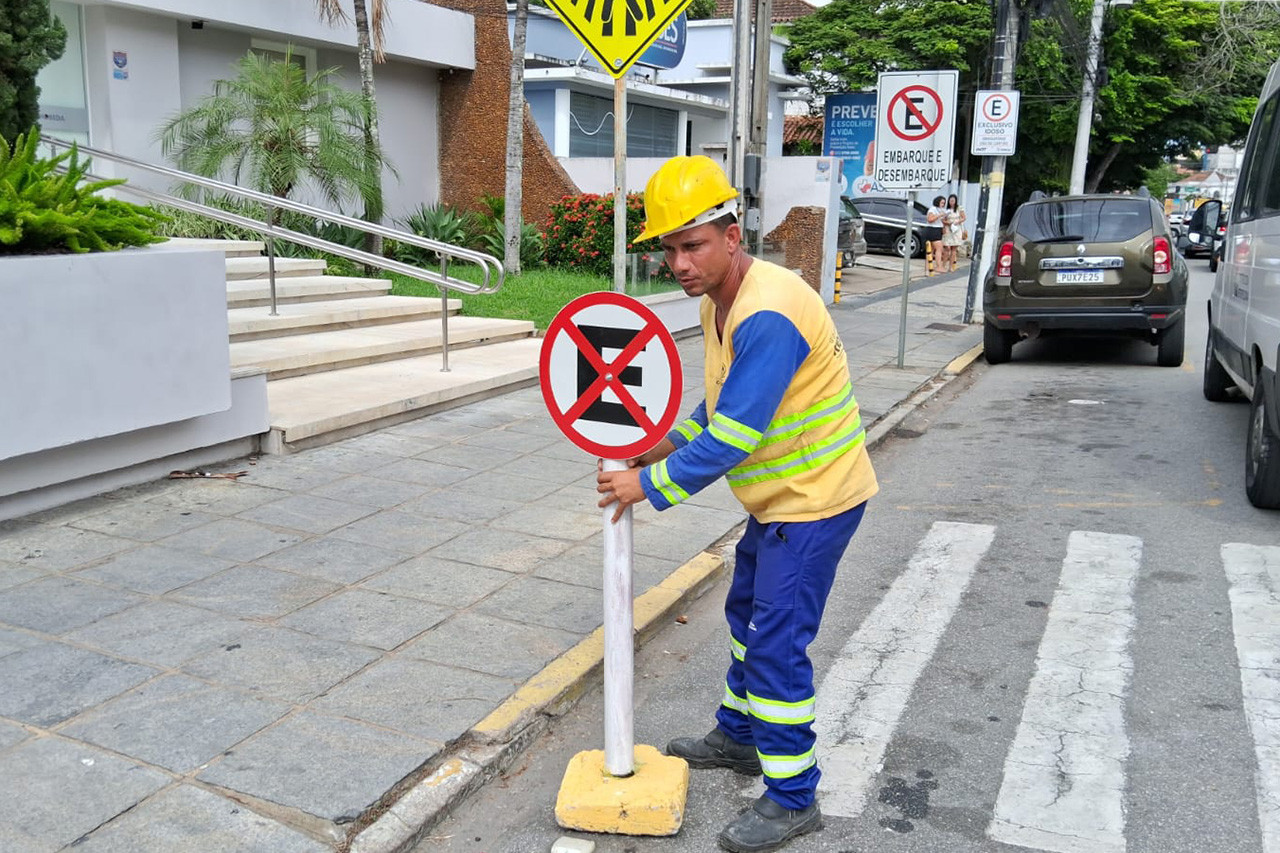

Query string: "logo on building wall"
[112, 51, 129, 80]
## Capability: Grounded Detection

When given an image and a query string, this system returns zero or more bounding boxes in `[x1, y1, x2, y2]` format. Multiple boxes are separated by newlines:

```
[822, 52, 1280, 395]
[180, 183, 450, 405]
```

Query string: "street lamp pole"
[1069, 0, 1107, 194]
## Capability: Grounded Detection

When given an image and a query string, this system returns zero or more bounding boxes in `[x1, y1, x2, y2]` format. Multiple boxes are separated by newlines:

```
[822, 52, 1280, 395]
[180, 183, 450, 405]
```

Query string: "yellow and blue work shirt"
[640, 259, 878, 522]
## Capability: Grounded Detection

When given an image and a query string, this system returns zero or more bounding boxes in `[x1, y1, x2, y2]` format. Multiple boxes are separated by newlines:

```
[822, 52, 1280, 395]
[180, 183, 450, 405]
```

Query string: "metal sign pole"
[601, 458, 635, 777]
[898, 190, 916, 368]
[614, 77, 627, 294]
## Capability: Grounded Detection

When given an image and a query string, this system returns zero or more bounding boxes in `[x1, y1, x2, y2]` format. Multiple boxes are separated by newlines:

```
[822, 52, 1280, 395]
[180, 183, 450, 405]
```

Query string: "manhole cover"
[926, 322, 966, 332]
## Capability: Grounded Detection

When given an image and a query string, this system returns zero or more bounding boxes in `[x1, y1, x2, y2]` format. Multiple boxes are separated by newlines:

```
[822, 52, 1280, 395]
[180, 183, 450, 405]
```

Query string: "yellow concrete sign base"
[554, 744, 689, 836]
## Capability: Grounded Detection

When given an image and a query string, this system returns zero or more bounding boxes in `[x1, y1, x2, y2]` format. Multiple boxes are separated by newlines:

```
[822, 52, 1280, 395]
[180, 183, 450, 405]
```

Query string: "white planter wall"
[0, 245, 231, 461]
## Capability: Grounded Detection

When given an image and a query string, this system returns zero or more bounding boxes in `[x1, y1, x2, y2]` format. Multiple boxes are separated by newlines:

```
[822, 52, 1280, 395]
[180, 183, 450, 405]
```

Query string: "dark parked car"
[982, 191, 1189, 366]
[852, 196, 932, 258]
[838, 196, 868, 267]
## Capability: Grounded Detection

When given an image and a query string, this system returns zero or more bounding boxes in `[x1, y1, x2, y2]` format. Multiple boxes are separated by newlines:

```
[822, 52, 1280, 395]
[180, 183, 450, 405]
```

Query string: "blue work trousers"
[714, 501, 867, 810]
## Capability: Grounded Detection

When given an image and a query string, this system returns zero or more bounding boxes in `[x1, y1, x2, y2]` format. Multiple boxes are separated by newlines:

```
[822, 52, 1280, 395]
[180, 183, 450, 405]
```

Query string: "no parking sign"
[539, 291, 683, 460]
[873, 70, 959, 190]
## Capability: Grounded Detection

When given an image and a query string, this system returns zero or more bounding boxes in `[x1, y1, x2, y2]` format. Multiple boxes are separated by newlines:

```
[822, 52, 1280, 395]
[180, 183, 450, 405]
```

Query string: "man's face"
[660, 221, 740, 299]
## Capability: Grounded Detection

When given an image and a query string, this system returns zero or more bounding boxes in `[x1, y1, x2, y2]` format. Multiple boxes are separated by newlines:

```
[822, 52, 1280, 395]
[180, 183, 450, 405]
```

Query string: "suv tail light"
[1153, 236, 1171, 275]
[996, 242, 1014, 279]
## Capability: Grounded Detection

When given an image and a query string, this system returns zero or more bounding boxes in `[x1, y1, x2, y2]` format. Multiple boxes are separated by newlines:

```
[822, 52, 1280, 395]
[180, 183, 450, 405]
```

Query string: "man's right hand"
[629, 437, 676, 468]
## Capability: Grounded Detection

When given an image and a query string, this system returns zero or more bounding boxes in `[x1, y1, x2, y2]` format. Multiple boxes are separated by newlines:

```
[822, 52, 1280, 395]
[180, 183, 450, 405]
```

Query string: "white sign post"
[540, 291, 683, 777]
[971, 90, 1021, 157]
[873, 70, 959, 369]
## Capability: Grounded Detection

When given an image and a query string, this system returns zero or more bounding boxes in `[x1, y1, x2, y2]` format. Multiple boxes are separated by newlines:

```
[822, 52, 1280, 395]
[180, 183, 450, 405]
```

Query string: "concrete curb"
[346, 342, 988, 853]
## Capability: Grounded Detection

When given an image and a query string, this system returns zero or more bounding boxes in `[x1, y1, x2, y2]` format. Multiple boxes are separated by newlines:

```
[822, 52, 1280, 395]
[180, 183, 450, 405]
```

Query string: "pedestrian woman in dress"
[925, 195, 946, 274]
[942, 193, 966, 272]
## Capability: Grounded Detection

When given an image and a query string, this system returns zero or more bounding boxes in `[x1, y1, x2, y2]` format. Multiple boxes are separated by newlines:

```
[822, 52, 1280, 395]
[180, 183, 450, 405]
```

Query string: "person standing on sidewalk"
[597, 155, 879, 853]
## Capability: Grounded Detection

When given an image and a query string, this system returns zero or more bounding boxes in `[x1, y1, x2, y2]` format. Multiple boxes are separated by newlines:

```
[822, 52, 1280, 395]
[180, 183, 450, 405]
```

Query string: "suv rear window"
[1014, 199, 1153, 243]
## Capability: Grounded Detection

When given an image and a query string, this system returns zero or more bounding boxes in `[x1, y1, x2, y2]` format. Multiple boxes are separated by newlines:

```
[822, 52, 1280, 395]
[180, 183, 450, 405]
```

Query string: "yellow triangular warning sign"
[545, 0, 694, 78]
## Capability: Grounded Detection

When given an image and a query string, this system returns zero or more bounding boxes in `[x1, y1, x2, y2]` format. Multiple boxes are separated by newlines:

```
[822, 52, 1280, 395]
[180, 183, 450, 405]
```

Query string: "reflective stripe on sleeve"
[727, 419, 866, 486]
[709, 412, 763, 454]
[674, 419, 704, 443]
[747, 692, 816, 725]
[650, 459, 690, 505]
[722, 684, 750, 715]
[757, 748, 817, 779]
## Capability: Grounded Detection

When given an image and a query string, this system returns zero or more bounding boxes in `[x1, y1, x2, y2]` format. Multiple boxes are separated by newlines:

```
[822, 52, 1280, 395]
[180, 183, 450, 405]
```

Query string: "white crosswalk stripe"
[987, 531, 1142, 853]
[1222, 542, 1280, 853]
[811, 521, 996, 817]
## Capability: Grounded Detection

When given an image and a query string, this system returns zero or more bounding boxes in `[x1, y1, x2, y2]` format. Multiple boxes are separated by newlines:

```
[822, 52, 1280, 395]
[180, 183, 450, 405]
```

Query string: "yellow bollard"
[834, 252, 843, 304]
[926, 239, 934, 277]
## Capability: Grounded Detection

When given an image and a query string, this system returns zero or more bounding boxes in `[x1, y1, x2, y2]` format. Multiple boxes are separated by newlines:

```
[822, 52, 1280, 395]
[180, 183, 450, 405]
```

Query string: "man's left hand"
[597, 466, 646, 523]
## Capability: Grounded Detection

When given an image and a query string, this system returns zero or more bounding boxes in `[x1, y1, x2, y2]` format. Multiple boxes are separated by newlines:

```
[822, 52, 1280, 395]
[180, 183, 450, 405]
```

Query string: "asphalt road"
[421, 263, 1280, 853]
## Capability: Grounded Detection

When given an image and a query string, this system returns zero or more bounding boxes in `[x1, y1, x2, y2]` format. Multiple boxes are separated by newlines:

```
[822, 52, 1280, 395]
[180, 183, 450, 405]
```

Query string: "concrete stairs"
[180, 238, 540, 452]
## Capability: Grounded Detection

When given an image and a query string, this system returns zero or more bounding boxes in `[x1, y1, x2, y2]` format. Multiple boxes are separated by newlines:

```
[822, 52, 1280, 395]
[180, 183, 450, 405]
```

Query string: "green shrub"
[542, 192, 661, 276]
[0, 128, 166, 255]
[396, 202, 476, 266]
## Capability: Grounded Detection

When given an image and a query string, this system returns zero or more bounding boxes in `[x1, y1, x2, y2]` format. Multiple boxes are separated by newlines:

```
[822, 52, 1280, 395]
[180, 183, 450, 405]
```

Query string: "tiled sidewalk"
[0, 271, 981, 852]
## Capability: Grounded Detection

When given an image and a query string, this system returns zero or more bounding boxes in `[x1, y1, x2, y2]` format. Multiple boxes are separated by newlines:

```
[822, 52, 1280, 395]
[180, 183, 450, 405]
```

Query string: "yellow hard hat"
[636, 156, 739, 242]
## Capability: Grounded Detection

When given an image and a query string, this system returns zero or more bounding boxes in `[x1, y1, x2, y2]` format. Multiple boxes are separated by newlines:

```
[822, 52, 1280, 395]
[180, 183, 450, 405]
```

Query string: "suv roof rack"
[1135, 186, 1151, 198]
[1029, 190, 1047, 201]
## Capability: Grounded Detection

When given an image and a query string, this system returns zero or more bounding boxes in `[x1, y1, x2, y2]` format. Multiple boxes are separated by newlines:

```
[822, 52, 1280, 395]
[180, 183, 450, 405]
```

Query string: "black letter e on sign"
[577, 325, 644, 426]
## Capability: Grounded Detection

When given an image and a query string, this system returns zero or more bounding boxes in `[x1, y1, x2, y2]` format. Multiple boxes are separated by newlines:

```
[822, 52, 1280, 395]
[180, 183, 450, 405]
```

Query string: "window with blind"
[568, 91, 678, 158]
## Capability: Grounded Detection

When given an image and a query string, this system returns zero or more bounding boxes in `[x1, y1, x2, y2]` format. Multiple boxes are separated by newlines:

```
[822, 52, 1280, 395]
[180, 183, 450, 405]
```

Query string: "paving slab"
[358, 554, 515, 607]
[0, 560, 46, 590]
[306, 474, 436, 510]
[255, 537, 411, 585]
[67, 600, 250, 668]
[368, 457, 475, 488]
[181, 625, 380, 704]
[0, 626, 45, 659]
[426, 527, 574, 574]
[394, 489, 522, 523]
[72, 783, 330, 853]
[0, 737, 169, 853]
[157, 517, 306, 563]
[70, 503, 221, 542]
[0, 719, 29, 750]
[399, 611, 582, 681]
[0, 575, 144, 634]
[0, 524, 136, 572]
[237, 494, 378, 535]
[533, 540, 679, 593]
[198, 712, 436, 823]
[74, 546, 237, 594]
[61, 674, 291, 773]
[277, 588, 450, 650]
[473, 575, 604, 636]
[0, 642, 159, 727]
[170, 566, 342, 620]
[310, 658, 515, 743]
[330, 510, 468, 554]
[233, 461, 348, 493]
[413, 441, 509, 471]
[143, 480, 291, 516]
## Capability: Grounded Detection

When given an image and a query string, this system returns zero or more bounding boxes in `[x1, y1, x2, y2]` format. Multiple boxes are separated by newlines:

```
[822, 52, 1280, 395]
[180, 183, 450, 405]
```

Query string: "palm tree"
[504, 0, 530, 274]
[315, 0, 387, 256]
[158, 50, 386, 220]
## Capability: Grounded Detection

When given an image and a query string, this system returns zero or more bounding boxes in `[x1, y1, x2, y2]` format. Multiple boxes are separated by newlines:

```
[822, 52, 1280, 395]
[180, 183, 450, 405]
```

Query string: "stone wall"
[763, 206, 827, 293]
[432, 0, 579, 226]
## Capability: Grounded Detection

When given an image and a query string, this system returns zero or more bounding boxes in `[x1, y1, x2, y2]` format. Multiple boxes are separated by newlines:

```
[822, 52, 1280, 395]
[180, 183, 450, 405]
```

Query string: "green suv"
[982, 192, 1189, 366]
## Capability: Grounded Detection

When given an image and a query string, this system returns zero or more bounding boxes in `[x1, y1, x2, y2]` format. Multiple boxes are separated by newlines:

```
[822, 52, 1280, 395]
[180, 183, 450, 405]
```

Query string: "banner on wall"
[823, 92, 882, 197]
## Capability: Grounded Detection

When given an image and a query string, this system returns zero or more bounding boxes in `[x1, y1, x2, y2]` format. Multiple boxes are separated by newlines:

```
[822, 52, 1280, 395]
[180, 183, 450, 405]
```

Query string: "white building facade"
[35, 0, 476, 220]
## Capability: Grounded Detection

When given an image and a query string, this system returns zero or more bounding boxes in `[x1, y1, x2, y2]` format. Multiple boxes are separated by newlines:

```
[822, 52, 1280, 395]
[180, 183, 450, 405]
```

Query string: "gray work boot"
[717, 794, 823, 853]
[665, 728, 762, 775]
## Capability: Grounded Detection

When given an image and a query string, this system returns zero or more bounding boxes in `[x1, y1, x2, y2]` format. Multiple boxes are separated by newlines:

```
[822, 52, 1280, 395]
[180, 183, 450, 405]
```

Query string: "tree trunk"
[1085, 141, 1123, 194]
[353, 0, 384, 259]
[503, 0, 530, 275]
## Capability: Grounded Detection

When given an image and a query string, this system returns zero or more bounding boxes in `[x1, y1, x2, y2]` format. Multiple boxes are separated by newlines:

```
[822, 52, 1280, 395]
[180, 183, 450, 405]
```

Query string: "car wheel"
[1245, 383, 1280, 509]
[984, 320, 1014, 365]
[1156, 318, 1185, 367]
[893, 232, 921, 259]
[1203, 330, 1236, 402]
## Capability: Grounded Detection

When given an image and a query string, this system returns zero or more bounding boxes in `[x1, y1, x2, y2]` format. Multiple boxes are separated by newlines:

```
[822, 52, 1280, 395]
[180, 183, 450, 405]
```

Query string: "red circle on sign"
[539, 290, 683, 459]
[982, 93, 1012, 122]
[888, 85, 943, 142]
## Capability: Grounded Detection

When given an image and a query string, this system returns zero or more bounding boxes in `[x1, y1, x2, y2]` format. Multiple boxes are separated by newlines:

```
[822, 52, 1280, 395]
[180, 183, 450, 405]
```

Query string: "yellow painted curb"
[944, 342, 984, 376]
[471, 550, 727, 744]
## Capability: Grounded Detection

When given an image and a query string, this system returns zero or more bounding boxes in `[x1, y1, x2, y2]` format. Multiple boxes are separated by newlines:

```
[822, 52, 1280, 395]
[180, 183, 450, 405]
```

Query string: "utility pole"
[728, 0, 752, 190]
[1069, 0, 1106, 194]
[963, 0, 1020, 323]
[747, 0, 772, 255]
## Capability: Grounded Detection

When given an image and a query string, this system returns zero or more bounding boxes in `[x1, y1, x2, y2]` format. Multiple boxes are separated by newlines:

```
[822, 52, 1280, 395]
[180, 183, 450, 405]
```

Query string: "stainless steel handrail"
[40, 134, 506, 372]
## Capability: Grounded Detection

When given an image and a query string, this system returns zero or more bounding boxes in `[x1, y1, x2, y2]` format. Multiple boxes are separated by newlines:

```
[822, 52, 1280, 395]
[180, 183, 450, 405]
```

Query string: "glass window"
[1237, 93, 1279, 221]
[1015, 198, 1152, 242]
[568, 91, 678, 158]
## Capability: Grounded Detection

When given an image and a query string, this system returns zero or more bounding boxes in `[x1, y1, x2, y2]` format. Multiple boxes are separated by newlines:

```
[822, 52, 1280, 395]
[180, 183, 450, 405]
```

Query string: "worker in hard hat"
[597, 155, 878, 853]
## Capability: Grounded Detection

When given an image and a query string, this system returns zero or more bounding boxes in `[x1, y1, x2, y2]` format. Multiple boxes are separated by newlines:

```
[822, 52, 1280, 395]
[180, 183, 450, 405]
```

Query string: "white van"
[1204, 58, 1280, 509]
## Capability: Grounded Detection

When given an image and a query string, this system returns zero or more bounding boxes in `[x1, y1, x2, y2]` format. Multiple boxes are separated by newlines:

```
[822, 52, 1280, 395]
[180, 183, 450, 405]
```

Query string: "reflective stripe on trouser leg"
[746, 501, 867, 811]
[715, 517, 765, 744]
